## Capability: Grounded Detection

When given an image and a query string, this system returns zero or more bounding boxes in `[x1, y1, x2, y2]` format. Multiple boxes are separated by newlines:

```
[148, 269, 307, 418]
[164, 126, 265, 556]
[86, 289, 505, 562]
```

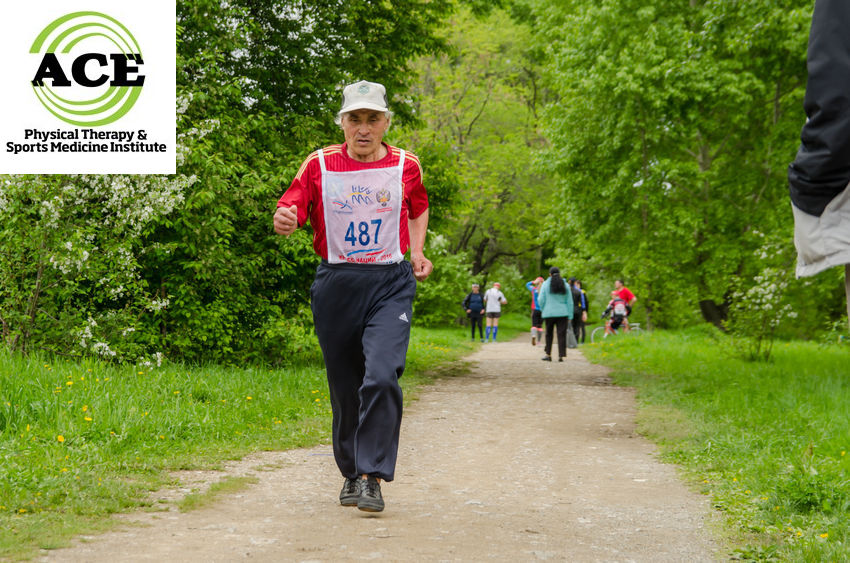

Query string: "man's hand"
[274, 205, 298, 236]
[411, 251, 433, 281]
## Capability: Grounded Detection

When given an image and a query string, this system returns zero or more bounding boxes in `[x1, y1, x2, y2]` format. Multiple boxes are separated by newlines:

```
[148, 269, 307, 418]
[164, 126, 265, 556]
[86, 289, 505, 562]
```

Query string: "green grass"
[583, 326, 850, 561]
[176, 476, 260, 512]
[0, 323, 479, 560]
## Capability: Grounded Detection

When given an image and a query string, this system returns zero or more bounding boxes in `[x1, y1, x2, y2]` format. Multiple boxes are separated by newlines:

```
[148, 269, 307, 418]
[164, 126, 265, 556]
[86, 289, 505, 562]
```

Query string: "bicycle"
[590, 320, 642, 343]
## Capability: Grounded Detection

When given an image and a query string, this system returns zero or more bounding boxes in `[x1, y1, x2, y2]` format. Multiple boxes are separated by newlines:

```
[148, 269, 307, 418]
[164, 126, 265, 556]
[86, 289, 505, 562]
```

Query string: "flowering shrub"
[0, 172, 194, 361]
[725, 232, 797, 361]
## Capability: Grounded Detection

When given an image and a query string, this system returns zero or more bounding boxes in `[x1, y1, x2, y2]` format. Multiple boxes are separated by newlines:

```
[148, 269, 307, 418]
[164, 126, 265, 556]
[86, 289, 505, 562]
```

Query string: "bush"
[0, 174, 192, 362]
[724, 232, 797, 361]
[413, 233, 472, 326]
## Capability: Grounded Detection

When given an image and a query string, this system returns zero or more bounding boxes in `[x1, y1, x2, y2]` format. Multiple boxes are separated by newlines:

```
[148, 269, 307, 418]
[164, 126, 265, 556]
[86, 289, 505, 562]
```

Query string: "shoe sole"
[340, 495, 359, 506]
[357, 500, 384, 512]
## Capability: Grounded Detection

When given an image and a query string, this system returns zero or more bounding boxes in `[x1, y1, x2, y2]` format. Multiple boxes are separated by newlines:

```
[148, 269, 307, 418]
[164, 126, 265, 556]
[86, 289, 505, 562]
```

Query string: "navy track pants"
[310, 260, 416, 482]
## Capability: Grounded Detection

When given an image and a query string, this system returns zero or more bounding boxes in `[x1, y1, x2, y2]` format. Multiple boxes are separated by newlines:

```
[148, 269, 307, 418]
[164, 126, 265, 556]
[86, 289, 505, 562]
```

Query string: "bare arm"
[408, 209, 433, 281]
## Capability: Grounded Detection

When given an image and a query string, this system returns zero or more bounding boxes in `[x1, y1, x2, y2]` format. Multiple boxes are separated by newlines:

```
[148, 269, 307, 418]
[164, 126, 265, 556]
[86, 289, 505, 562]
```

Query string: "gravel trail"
[42, 337, 721, 562]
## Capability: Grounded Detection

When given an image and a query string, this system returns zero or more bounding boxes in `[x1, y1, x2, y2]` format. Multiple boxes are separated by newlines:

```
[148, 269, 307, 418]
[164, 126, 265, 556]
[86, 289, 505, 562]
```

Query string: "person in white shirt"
[483, 282, 507, 342]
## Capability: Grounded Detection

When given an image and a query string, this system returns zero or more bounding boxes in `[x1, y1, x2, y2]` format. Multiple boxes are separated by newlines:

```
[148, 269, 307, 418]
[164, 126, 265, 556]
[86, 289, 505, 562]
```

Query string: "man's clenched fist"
[274, 205, 298, 236]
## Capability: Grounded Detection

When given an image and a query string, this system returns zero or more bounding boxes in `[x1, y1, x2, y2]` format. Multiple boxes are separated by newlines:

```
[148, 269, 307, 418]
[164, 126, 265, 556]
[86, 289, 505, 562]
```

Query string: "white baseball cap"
[338, 80, 389, 115]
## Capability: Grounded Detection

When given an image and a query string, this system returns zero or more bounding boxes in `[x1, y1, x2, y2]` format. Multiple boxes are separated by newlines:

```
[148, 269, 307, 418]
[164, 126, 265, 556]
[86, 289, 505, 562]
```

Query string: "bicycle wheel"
[590, 326, 606, 343]
[629, 324, 642, 335]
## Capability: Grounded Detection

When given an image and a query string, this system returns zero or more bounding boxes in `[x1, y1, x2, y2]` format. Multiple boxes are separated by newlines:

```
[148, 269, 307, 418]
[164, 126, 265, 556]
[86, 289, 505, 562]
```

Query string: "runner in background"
[483, 282, 507, 342]
[569, 277, 587, 344]
[525, 277, 544, 345]
[462, 283, 486, 342]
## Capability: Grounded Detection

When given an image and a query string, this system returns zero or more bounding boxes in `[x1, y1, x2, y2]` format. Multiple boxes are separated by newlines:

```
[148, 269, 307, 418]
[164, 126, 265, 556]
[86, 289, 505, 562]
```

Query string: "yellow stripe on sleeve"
[293, 152, 318, 183]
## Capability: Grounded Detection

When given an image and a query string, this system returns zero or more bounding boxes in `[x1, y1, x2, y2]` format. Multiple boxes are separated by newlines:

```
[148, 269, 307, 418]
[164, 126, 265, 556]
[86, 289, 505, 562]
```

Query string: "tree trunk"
[699, 299, 727, 330]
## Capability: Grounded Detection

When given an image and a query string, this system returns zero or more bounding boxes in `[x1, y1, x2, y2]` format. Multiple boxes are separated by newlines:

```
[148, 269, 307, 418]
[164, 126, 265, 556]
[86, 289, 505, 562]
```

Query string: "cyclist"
[613, 279, 637, 315]
[600, 292, 631, 336]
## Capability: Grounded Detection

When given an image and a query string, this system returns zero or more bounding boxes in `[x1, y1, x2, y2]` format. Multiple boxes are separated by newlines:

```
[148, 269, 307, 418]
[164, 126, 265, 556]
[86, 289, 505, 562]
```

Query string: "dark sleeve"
[788, 0, 850, 217]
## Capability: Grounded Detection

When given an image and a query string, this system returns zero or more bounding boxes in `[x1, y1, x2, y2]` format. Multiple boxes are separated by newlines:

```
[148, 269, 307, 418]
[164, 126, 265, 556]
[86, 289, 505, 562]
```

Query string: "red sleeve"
[403, 153, 428, 219]
[620, 288, 636, 302]
[277, 152, 320, 227]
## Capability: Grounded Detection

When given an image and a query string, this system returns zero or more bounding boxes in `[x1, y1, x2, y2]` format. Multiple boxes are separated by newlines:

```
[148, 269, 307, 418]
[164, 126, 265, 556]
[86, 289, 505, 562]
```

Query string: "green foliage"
[3, 2, 459, 364]
[724, 231, 797, 361]
[0, 173, 192, 361]
[821, 316, 850, 346]
[400, 6, 550, 279]
[524, 0, 845, 331]
[412, 233, 473, 326]
[585, 329, 850, 560]
[136, 0, 458, 363]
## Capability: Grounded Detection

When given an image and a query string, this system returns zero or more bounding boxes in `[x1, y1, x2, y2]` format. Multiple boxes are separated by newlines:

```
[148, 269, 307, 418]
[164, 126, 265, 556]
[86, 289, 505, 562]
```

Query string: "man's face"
[614, 280, 623, 290]
[472, 286, 479, 293]
[341, 109, 388, 161]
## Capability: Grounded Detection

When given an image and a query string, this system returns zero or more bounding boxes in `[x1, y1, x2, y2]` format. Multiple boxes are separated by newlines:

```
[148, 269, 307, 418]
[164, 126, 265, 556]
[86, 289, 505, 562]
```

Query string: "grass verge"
[176, 476, 260, 513]
[582, 326, 850, 561]
[0, 322, 480, 560]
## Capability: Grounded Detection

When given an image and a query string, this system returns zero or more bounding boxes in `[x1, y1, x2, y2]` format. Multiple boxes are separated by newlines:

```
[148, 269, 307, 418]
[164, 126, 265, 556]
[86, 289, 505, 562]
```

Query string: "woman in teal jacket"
[537, 266, 574, 361]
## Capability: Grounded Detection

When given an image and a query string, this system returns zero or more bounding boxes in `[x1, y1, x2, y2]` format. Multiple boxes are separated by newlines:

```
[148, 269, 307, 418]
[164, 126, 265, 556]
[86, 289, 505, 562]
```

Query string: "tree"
[135, 0, 458, 362]
[525, 0, 823, 328]
[398, 6, 551, 281]
[1, 1, 456, 362]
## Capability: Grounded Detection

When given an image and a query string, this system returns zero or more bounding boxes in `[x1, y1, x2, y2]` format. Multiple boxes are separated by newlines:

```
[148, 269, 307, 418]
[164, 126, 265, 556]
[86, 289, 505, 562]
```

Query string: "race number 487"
[344, 219, 382, 246]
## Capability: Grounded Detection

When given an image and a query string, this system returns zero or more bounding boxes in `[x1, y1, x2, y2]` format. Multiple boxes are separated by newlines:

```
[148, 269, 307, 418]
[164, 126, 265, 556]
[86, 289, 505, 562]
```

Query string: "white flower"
[147, 297, 170, 312]
[91, 342, 117, 357]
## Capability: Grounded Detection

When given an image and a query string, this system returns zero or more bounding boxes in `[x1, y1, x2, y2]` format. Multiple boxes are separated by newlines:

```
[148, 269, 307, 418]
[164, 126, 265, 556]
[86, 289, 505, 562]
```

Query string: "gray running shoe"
[357, 476, 384, 512]
[339, 477, 360, 506]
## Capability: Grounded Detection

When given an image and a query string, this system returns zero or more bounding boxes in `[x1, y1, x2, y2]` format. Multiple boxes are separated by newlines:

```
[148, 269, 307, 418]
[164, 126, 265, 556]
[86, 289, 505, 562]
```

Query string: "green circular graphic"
[30, 11, 143, 127]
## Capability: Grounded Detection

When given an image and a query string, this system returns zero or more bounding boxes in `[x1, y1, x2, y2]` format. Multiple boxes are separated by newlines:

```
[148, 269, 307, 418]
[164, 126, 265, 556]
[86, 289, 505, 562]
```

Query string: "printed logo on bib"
[327, 177, 354, 214]
[376, 189, 391, 211]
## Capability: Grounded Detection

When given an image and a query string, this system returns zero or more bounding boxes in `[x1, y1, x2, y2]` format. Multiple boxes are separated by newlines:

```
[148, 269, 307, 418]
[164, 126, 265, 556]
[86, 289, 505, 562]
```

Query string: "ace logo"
[0, 1, 176, 174]
[30, 12, 146, 127]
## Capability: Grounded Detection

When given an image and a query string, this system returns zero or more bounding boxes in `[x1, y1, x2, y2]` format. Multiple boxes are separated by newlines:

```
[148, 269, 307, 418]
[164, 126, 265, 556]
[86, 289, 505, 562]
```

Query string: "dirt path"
[41, 337, 721, 562]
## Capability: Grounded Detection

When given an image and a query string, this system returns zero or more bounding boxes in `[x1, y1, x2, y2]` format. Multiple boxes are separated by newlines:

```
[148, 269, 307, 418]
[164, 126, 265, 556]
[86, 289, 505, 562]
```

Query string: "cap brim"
[338, 102, 389, 115]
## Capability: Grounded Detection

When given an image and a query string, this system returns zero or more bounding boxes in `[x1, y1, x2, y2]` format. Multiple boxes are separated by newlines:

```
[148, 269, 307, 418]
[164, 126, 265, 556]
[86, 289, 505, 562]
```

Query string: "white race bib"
[319, 148, 405, 264]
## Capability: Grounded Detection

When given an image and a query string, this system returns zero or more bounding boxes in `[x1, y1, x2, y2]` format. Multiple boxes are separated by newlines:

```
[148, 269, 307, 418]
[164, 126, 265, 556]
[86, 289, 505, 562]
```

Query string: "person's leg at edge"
[556, 316, 567, 359]
[543, 317, 554, 359]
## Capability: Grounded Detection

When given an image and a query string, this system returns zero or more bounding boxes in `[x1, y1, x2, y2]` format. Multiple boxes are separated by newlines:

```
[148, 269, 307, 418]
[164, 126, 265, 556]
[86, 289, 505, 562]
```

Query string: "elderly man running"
[274, 80, 433, 513]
